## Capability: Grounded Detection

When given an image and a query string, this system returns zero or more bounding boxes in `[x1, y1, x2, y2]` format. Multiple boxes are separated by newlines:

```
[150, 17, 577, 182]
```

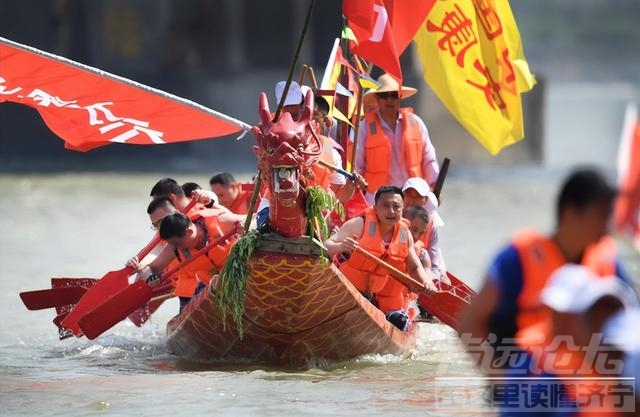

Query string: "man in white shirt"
[355, 74, 439, 204]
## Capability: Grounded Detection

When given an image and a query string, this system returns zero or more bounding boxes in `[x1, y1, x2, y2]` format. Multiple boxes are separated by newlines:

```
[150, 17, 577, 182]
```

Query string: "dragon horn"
[258, 92, 271, 125]
[298, 88, 314, 124]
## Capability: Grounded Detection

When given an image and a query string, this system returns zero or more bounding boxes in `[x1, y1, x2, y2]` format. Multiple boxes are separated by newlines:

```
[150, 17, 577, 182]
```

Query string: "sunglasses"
[377, 92, 399, 100]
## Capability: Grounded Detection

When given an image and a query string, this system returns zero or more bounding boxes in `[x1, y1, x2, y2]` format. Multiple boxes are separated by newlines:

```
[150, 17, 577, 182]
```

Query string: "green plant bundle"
[216, 228, 262, 337]
[305, 185, 344, 239]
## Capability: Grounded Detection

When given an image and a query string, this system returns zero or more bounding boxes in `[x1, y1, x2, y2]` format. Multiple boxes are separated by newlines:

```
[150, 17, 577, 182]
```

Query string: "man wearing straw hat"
[355, 73, 440, 204]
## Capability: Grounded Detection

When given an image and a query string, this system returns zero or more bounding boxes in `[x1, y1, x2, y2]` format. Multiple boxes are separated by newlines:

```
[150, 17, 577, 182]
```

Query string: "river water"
[1, 169, 638, 417]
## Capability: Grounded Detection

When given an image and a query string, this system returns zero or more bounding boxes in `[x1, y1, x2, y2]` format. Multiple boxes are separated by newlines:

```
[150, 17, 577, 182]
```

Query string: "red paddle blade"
[52, 312, 73, 340]
[418, 290, 469, 332]
[445, 272, 476, 298]
[51, 277, 98, 289]
[127, 292, 172, 327]
[20, 286, 87, 310]
[78, 280, 153, 340]
[127, 305, 151, 327]
[61, 266, 133, 337]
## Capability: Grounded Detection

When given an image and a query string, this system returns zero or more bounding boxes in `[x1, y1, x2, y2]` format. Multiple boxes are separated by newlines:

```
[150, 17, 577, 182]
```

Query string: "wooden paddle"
[317, 159, 368, 191]
[432, 157, 450, 201]
[59, 199, 198, 336]
[20, 286, 88, 310]
[78, 225, 240, 340]
[353, 246, 470, 332]
[59, 234, 162, 336]
[19, 277, 97, 311]
[417, 271, 475, 333]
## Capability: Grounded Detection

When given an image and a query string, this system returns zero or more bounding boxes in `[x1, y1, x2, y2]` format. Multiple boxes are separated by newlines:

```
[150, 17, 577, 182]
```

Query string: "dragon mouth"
[272, 166, 299, 194]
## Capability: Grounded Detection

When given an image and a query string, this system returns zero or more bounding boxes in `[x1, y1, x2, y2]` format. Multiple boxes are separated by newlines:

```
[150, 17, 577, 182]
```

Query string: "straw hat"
[364, 73, 417, 99]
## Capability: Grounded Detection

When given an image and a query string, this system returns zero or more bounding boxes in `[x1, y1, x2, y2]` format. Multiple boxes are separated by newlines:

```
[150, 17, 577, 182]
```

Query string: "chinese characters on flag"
[414, 0, 536, 155]
[0, 37, 250, 152]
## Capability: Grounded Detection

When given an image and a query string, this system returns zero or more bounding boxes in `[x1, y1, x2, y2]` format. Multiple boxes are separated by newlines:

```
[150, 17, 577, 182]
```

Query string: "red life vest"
[362, 108, 424, 192]
[340, 209, 410, 294]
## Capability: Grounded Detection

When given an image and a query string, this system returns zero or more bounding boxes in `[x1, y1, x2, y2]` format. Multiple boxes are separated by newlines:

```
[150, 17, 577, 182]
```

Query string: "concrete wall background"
[1, 0, 638, 173]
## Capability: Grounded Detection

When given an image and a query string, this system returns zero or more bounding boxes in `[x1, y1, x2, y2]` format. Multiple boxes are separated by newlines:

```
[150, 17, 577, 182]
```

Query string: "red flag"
[0, 37, 250, 152]
[383, 0, 436, 54]
[343, 0, 402, 84]
[614, 103, 640, 251]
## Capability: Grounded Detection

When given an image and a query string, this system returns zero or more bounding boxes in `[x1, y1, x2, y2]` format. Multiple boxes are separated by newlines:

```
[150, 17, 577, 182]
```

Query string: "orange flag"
[0, 37, 250, 152]
[614, 103, 640, 251]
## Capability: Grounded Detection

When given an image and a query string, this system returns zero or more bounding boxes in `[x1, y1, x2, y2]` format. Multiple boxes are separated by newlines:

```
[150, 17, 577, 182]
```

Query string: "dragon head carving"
[251, 90, 322, 237]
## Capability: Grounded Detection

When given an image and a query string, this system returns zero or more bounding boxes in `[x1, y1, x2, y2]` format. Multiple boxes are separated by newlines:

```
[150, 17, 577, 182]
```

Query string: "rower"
[401, 177, 448, 282]
[158, 212, 241, 295]
[324, 185, 437, 330]
[209, 172, 253, 215]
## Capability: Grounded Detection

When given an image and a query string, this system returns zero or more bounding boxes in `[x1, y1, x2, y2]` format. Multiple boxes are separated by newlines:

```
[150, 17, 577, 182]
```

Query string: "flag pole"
[335, 18, 352, 169]
[244, 0, 317, 233]
[272, 0, 317, 123]
[349, 58, 373, 174]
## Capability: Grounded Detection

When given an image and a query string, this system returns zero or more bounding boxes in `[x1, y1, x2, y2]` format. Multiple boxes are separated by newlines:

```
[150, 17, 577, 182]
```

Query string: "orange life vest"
[174, 214, 239, 287]
[340, 209, 410, 294]
[167, 204, 207, 297]
[362, 108, 424, 192]
[228, 188, 252, 215]
[512, 228, 617, 332]
[309, 134, 335, 190]
[400, 216, 433, 259]
[518, 321, 625, 417]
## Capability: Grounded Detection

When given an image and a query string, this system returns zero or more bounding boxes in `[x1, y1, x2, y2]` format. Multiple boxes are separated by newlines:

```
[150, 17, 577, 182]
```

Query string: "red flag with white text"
[614, 103, 640, 251]
[343, 0, 402, 84]
[0, 37, 250, 152]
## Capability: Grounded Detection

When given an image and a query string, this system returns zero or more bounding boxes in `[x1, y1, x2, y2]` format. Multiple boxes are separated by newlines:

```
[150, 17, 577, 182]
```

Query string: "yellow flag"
[414, 0, 536, 155]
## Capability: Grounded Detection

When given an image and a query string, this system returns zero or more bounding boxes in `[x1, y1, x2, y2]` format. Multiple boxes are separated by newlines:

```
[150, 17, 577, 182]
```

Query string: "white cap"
[602, 309, 640, 352]
[402, 177, 444, 228]
[402, 177, 430, 197]
[275, 81, 310, 107]
[541, 264, 637, 314]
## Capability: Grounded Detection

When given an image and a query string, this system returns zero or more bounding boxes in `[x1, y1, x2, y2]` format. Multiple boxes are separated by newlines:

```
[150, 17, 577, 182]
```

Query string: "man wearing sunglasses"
[355, 73, 440, 205]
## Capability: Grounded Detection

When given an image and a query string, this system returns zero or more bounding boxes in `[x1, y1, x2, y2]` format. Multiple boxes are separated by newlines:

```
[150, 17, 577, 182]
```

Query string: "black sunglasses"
[377, 92, 399, 100]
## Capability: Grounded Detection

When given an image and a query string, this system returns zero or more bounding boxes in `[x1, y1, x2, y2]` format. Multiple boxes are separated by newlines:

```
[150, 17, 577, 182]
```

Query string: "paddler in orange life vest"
[355, 74, 440, 205]
[209, 172, 253, 215]
[324, 185, 438, 331]
[127, 197, 229, 312]
[129, 179, 247, 312]
[150, 177, 220, 214]
[402, 206, 432, 271]
[157, 211, 242, 298]
[458, 168, 636, 381]
[401, 177, 448, 282]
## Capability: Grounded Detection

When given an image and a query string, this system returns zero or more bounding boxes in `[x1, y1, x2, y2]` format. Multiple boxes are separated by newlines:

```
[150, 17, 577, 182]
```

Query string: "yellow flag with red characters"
[414, 0, 536, 155]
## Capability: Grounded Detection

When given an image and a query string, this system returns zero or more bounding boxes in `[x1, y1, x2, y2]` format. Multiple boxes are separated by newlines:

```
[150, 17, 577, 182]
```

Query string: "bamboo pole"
[244, 0, 318, 234]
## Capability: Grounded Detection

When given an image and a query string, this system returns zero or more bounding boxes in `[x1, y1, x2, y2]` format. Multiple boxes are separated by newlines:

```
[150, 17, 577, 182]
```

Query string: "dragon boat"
[165, 91, 418, 367]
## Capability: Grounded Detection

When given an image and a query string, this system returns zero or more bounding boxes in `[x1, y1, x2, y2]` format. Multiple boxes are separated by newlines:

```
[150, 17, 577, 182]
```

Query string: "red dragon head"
[251, 90, 322, 237]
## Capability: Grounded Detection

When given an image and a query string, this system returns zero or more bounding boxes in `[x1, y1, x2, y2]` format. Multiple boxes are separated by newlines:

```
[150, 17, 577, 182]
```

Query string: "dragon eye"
[266, 147, 275, 155]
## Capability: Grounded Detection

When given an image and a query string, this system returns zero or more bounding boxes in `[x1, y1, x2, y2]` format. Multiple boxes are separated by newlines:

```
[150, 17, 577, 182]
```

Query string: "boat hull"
[166, 235, 417, 367]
